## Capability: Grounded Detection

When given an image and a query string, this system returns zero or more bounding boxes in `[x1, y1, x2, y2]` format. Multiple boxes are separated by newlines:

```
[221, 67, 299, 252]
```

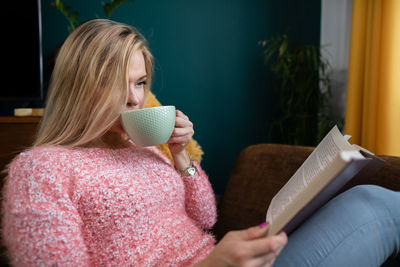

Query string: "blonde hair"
[34, 19, 153, 147]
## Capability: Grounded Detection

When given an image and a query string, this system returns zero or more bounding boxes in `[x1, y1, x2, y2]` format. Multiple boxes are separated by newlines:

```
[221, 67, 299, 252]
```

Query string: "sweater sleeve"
[1, 149, 91, 266]
[182, 161, 217, 230]
[147, 146, 217, 231]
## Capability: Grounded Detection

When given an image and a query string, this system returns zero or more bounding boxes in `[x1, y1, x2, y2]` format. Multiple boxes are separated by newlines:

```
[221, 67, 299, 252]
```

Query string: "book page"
[266, 126, 358, 223]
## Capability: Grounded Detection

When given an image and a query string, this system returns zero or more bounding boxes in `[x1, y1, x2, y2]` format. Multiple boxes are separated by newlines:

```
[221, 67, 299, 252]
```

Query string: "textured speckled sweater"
[2, 145, 217, 266]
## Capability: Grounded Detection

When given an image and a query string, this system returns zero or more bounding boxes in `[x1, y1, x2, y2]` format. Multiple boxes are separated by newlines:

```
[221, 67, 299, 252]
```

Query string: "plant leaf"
[112, 0, 126, 9]
[103, 3, 112, 17]
[70, 12, 78, 21]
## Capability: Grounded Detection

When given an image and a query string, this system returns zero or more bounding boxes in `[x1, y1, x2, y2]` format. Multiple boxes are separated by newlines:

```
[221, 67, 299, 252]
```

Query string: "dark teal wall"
[41, 0, 321, 194]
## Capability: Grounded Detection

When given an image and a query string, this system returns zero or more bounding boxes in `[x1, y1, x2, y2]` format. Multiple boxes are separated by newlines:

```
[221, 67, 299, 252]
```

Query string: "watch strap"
[176, 157, 198, 177]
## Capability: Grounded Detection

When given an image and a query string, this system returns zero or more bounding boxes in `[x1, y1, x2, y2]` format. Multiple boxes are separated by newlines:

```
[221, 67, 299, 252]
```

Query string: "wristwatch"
[176, 158, 198, 177]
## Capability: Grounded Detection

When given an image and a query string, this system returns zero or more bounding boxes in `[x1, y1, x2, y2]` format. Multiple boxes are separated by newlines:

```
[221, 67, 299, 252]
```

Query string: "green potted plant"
[51, 0, 135, 33]
[259, 34, 342, 146]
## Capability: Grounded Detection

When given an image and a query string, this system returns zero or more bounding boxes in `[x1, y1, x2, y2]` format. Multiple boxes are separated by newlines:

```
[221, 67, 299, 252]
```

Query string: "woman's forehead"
[129, 50, 147, 80]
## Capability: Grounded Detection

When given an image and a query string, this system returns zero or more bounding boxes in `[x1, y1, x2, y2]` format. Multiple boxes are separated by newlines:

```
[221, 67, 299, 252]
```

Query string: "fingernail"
[258, 221, 270, 229]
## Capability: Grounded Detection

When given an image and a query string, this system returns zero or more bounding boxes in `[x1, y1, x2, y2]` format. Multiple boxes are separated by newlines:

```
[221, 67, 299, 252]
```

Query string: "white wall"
[320, 0, 353, 120]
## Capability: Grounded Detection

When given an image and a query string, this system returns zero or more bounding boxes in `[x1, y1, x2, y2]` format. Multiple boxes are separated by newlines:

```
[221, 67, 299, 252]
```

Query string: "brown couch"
[214, 143, 400, 266]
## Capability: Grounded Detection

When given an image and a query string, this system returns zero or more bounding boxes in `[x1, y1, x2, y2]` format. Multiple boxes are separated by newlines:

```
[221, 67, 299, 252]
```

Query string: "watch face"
[187, 167, 196, 176]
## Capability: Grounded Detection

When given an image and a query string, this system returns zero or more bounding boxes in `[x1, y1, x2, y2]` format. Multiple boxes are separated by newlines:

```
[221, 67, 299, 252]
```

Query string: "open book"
[266, 125, 385, 236]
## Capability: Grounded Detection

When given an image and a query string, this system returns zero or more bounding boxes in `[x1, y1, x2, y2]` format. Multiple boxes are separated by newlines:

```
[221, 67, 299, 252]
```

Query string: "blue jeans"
[275, 185, 400, 267]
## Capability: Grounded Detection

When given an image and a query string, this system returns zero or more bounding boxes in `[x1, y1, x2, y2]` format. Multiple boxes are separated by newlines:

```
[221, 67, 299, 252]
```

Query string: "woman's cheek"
[109, 119, 126, 134]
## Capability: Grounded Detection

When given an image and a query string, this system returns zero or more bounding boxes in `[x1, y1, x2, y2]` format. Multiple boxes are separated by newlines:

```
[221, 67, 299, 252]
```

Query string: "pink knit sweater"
[2, 145, 217, 266]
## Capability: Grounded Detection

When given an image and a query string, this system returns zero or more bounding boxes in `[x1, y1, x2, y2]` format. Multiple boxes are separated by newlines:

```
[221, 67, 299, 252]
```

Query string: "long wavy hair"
[34, 19, 153, 147]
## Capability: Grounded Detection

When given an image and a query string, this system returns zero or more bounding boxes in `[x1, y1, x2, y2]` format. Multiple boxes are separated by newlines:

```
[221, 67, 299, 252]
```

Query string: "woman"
[2, 19, 399, 267]
[2, 19, 286, 266]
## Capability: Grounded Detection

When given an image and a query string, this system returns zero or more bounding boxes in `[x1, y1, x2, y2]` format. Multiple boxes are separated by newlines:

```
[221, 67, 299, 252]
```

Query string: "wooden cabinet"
[0, 117, 40, 182]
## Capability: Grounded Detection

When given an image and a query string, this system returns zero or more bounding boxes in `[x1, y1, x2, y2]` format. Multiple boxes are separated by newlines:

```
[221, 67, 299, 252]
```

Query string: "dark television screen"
[2, 0, 43, 100]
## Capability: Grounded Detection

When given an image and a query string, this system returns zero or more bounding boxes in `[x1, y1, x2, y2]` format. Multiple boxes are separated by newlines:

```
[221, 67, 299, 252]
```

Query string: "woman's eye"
[135, 81, 147, 87]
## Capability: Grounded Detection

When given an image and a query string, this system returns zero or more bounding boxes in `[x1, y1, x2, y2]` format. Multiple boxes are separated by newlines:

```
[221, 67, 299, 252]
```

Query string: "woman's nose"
[126, 89, 139, 110]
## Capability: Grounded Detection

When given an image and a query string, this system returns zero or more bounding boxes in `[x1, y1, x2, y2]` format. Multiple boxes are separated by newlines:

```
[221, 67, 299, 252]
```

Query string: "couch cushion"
[214, 144, 313, 239]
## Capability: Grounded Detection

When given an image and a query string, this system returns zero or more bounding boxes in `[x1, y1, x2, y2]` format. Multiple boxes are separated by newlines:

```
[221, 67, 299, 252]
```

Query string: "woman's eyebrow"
[131, 74, 147, 82]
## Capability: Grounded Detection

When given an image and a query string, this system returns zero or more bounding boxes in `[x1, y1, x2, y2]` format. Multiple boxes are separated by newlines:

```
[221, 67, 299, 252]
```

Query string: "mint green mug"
[121, 106, 176, 147]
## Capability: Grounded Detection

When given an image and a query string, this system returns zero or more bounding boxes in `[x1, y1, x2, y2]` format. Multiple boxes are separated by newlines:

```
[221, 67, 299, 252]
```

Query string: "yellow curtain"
[345, 0, 400, 156]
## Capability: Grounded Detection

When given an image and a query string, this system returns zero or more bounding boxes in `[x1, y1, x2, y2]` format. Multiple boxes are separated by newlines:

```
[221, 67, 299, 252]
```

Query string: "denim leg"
[274, 185, 400, 267]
